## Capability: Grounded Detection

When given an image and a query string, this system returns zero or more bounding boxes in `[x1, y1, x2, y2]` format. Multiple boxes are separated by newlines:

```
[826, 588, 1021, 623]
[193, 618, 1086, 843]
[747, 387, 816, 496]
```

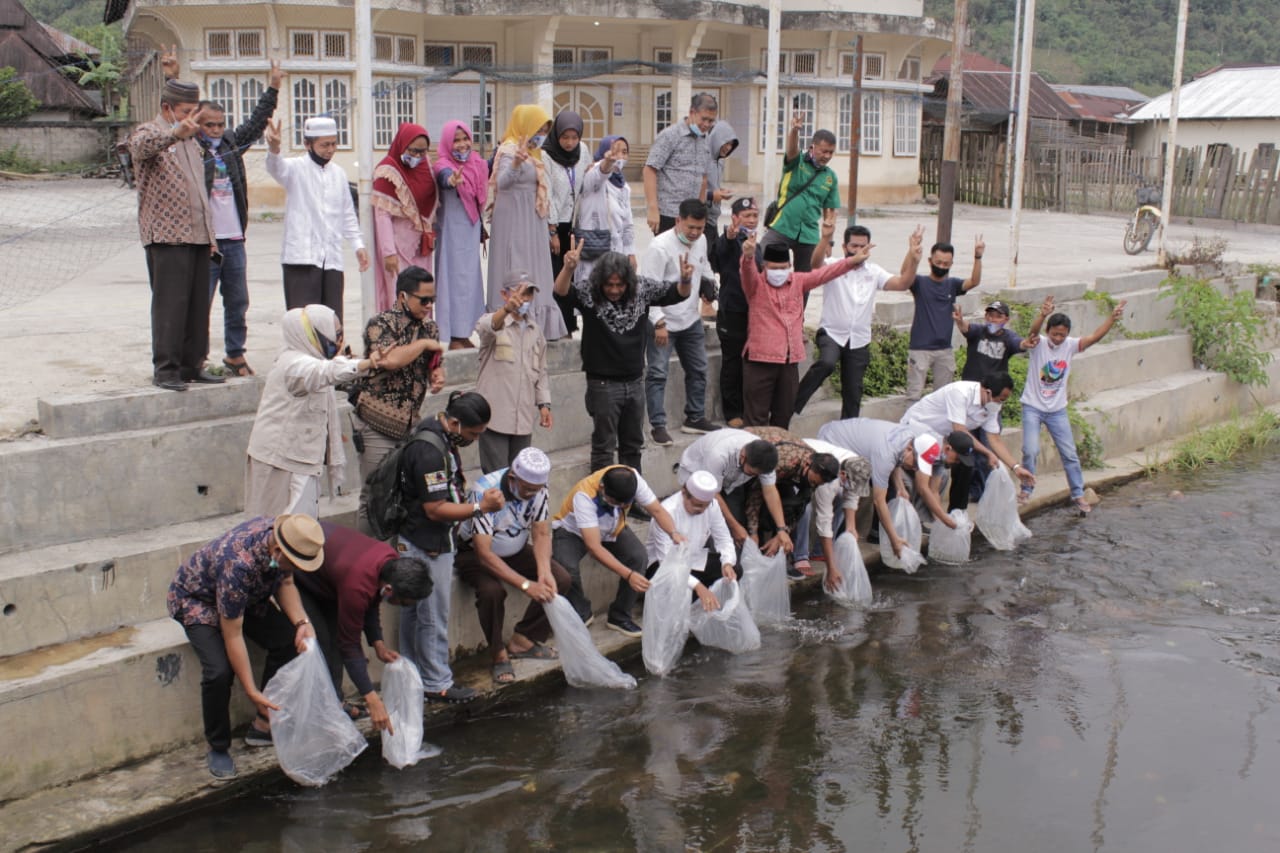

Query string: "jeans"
[1021, 405, 1084, 499]
[584, 376, 645, 472]
[396, 542, 457, 692]
[551, 526, 648, 624]
[209, 238, 249, 359]
[716, 308, 748, 422]
[794, 329, 871, 418]
[646, 322, 709, 428]
[906, 348, 956, 401]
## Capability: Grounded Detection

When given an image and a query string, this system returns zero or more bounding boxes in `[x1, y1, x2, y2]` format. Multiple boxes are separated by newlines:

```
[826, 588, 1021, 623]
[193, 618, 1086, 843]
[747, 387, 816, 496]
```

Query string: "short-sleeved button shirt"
[908, 275, 966, 350]
[769, 154, 840, 244]
[645, 121, 712, 218]
[167, 516, 284, 627]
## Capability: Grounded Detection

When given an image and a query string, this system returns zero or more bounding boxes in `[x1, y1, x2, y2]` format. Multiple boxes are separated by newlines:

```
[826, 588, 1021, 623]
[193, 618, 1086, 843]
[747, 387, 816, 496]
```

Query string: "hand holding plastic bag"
[880, 497, 926, 574]
[544, 595, 637, 689]
[264, 639, 368, 786]
[690, 579, 761, 653]
[928, 508, 974, 564]
[380, 657, 431, 769]
[641, 543, 702, 676]
[975, 466, 1033, 551]
[738, 538, 790, 625]
[828, 532, 874, 607]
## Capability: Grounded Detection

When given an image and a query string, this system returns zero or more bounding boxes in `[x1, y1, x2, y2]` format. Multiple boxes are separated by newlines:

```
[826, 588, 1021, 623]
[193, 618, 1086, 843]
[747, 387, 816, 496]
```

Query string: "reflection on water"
[112, 452, 1280, 852]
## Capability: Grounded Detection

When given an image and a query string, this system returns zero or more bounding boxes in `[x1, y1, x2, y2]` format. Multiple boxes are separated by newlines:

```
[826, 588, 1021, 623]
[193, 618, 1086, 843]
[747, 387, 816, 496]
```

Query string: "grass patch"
[1155, 410, 1280, 472]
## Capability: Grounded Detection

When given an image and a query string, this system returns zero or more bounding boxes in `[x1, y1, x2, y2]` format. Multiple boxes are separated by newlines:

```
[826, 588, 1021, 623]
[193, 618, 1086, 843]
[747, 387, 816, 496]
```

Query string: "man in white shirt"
[643, 198, 719, 446]
[677, 429, 788, 548]
[646, 470, 734, 610]
[794, 223, 923, 418]
[264, 115, 370, 325]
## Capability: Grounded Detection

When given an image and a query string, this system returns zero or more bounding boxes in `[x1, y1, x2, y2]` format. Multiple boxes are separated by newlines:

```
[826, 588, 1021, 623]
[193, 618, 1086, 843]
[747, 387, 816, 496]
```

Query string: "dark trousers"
[585, 376, 645, 472]
[968, 427, 994, 503]
[794, 329, 871, 419]
[716, 308, 748, 422]
[656, 214, 676, 235]
[282, 264, 345, 326]
[948, 464, 974, 513]
[478, 429, 532, 475]
[747, 479, 813, 543]
[742, 360, 799, 429]
[182, 607, 298, 752]
[550, 222, 579, 334]
[760, 229, 815, 273]
[455, 543, 572, 653]
[296, 584, 345, 701]
[552, 526, 648, 623]
[146, 243, 212, 382]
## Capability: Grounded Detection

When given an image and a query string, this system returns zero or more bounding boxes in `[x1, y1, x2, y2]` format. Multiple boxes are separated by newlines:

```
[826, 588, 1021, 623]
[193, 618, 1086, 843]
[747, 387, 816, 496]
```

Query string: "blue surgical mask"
[516, 302, 531, 317]
[529, 134, 546, 148]
[986, 322, 1004, 334]
[454, 150, 471, 162]
[269, 557, 279, 571]
[401, 154, 423, 169]
[676, 231, 693, 246]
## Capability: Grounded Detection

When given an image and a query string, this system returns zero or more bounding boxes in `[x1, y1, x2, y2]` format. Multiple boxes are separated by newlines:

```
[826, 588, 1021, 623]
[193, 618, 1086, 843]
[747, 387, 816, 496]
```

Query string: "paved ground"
[1, 175, 1277, 435]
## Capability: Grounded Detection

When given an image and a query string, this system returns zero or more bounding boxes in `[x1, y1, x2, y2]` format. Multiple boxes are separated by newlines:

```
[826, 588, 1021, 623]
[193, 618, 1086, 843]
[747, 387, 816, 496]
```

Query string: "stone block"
[995, 281, 1092, 305]
[38, 379, 265, 440]
[1094, 270, 1169, 295]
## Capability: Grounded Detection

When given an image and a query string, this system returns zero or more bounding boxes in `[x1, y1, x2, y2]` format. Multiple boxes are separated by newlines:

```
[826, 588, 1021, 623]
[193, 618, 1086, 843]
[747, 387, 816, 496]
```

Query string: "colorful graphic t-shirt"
[1021, 336, 1081, 413]
[208, 144, 243, 240]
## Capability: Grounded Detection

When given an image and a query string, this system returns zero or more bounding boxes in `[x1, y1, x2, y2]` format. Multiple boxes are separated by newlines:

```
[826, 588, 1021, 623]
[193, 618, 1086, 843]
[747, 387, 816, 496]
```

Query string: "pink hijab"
[432, 120, 489, 225]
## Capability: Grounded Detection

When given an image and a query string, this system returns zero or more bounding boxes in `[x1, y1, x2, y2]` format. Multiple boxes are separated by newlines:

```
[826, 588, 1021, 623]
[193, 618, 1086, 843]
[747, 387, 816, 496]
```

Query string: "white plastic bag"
[641, 543, 702, 676]
[880, 497, 926, 573]
[690, 579, 761, 653]
[828, 532, 874, 607]
[928, 508, 974, 564]
[543, 595, 637, 689]
[975, 466, 1033, 551]
[264, 639, 368, 786]
[738, 538, 791, 625]
[379, 657, 428, 769]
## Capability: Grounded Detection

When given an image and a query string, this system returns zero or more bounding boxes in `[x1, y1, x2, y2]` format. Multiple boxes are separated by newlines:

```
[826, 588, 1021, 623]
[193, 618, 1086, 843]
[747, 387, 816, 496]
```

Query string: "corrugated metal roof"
[1053, 84, 1149, 103]
[1129, 65, 1280, 120]
[0, 0, 104, 114]
[39, 22, 100, 59]
[1053, 88, 1145, 123]
[934, 70, 1076, 121]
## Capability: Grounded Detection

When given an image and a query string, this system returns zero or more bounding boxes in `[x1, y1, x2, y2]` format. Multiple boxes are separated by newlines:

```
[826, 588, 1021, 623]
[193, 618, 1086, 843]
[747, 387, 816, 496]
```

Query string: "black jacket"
[195, 86, 278, 234]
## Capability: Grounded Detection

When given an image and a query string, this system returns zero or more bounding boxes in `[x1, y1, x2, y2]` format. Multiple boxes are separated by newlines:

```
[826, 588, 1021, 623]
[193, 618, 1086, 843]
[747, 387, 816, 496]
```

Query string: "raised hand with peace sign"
[264, 118, 282, 154]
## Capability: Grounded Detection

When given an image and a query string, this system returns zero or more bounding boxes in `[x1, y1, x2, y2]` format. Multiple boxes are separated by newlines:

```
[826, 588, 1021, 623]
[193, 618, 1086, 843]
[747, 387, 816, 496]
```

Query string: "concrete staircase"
[3, 266, 1278, 804]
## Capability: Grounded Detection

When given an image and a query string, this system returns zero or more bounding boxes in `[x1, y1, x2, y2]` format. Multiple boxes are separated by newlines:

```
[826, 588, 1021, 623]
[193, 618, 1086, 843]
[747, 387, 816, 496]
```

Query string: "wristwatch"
[472, 501, 482, 517]
[520, 580, 531, 592]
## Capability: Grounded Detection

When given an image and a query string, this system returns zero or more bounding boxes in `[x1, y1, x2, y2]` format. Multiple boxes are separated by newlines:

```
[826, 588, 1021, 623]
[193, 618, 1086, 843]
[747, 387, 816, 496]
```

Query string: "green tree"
[0, 67, 39, 120]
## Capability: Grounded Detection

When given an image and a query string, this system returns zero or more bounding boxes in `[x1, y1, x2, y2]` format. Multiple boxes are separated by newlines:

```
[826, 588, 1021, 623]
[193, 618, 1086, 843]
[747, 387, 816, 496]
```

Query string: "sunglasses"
[408, 293, 435, 306]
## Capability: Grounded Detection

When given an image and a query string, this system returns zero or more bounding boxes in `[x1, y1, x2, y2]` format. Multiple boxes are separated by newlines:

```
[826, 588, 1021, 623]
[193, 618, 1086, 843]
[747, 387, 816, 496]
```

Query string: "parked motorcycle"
[1123, 185, 1162, 255]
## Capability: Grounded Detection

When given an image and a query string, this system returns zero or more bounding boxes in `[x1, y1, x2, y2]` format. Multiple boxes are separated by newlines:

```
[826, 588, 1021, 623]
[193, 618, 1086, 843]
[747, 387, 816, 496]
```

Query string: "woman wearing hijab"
[245, 305, 382, 519]
[487, 104, 566, 341]
[433, 120, 489, 349]
[372, 123, 436, 314]
[543, 110, 591, 336]
[574, 135, 636, 287]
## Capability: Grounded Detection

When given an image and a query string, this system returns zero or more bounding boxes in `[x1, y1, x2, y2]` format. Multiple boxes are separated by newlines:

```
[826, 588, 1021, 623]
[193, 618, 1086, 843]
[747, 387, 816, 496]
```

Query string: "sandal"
[491, 659, 516, 685]
[222, 357, 254, 377]
[342, 701, 369, 721]
[508, 641, 559, 661]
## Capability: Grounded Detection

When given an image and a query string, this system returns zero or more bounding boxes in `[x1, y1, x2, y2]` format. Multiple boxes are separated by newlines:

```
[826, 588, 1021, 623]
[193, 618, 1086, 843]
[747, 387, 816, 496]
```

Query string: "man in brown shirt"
[742, 426, 839, 560]
[127, 79, 222, 391]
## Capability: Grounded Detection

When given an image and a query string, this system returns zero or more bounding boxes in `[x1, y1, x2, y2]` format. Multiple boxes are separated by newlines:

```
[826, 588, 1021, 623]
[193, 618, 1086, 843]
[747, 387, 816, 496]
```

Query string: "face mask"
[594, 495, 621, 516]
[738, 226, 753, 239]
[614, 158, 627, 170]
[930, 263, 950, 278]
[985, 401, 1003, 415]
[308, 149, 331, 168]
[529, 134, 546, 148]
[401, 154, 423, 169]
[268, 557, 279, 571]
[454, 149, 470, 162]
[986, 322, 1005, 334]
[516, 302, 531, 317]
[446, 430, 474, 448]
[766, 268, 790, 288]
[676, 231, 693, 247]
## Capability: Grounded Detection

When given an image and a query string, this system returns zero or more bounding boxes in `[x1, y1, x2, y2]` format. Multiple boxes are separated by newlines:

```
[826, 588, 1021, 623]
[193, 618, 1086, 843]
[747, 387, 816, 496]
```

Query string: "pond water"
[110, 452, 1280, 852]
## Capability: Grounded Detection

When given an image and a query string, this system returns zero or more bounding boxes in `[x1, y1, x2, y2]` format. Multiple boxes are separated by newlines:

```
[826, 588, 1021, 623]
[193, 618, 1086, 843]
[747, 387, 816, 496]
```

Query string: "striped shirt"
[458, 468, 549, 558]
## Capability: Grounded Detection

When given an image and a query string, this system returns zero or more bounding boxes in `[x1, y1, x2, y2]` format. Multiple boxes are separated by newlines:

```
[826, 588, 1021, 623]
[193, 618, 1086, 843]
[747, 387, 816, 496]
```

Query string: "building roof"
[1129, 65, 1280, 121]
[0, 0, 104, 114]
[930, 51, 1012, 75]
[1052, 85, 1147, 124]
[102, 0, 127, 26]
[928, 69, 1076, 123]
[39, 21, 101, 59]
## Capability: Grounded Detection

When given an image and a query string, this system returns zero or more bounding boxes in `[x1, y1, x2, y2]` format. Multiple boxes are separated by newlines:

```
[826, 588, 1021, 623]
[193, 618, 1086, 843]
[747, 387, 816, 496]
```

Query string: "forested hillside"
[925, 0, 1276, 94]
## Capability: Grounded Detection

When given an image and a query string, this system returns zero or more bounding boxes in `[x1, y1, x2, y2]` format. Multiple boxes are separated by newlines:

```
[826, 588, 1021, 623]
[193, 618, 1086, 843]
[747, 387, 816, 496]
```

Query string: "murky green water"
[110, 452, 1280, 852]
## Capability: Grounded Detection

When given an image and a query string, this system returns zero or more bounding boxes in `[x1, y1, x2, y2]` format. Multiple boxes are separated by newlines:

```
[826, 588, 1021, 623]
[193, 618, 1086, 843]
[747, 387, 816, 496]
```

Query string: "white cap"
[303, 116, 339, 138]
[686, 470, 720, 501]
[509, 447, 550, 485]
[912, 434, 942, 476]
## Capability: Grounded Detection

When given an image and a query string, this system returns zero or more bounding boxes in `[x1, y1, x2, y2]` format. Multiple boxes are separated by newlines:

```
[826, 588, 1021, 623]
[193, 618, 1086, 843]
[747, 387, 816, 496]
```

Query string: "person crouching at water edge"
[551, 465, 685, 637]
[454, 447, 574, 686]
[167, 514, 325, 780]
[646, 470, 735, 610]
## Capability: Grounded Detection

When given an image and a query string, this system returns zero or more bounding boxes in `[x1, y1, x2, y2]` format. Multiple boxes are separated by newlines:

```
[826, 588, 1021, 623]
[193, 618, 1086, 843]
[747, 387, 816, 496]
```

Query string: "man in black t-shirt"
[709, 197, 760, 428]
[956, 300, 1029, 381]
[554, 248, 692, 472]
[906, 236, 984, 400]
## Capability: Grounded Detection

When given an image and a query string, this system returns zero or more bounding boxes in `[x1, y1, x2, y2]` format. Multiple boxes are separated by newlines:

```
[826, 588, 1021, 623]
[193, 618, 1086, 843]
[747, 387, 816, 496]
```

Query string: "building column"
[532, 16, 562, 112]
[672, 20, 707, 116]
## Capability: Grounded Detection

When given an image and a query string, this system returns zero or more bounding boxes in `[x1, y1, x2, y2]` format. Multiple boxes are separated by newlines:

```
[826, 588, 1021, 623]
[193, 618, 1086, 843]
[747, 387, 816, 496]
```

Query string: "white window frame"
[371, 79, 418, 148]
[837, 91, 853, 153]
[373, 34, 394, 63]
[423, 42, 456, 67]
[893, 95, 918, 157]
[396, 36, 416, 65]
[289, 29, 349, 61]
[554, 46, 613, 67]
[291, 75, 353, 149]
[205, 76, 239, 129]
[759, 89, 816, 153]
[862, 92, 882, 155]
[239, 76, 266, 147]
[654, 89, 672, 137]
[897, 56, 921, 82]
[459, 43, 496, 67]
[291, 76, 318, 147]
[205, 29, 264, 61]
[864, 53, 885, 80]
[290, 30, 317, 60]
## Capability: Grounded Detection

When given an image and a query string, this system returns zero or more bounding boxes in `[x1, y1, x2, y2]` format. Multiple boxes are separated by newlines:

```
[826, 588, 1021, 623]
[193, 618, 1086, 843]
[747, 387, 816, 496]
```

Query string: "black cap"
[986, 300, 1011, 316]
[731, 197, 757, 214]
[762, 243, 791, 264]
[946, 430, 976, 467]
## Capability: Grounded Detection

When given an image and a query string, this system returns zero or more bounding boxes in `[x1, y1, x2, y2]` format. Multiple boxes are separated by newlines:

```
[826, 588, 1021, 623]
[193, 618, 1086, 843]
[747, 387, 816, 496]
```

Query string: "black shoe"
[244, 724, 273, 748]
[650, 426, 674, 447]
[786, 565, 805, 581]
[206, 749, 237, 779]
[606, 617, 643, 638]
[426, 684, 478, 704]
[153, 377, 187, 392]
[681, 417, 720, 434]
[185, 368, 226, 384]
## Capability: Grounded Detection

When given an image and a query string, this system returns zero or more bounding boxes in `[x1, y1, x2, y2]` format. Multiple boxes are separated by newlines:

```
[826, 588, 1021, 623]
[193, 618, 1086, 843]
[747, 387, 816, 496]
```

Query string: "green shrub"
[1159, 274, 1272, 386]
[0, 67, 38, 121]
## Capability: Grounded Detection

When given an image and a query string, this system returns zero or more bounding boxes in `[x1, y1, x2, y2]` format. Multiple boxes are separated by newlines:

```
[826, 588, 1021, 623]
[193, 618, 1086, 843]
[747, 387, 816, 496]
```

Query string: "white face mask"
[401, 154, 423, 169]
[516, 302, 531, 317]
[985, 401, 1003, 415]
[765, 268, 790, 288]
[613, 158, 627, 170]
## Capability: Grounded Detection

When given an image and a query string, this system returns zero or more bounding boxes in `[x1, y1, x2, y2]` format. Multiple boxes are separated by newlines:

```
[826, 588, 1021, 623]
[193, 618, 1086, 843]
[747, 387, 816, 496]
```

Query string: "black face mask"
[307, 149, 331, 168]
[930, 263, 950, 278]
[447, 431, 474, 448]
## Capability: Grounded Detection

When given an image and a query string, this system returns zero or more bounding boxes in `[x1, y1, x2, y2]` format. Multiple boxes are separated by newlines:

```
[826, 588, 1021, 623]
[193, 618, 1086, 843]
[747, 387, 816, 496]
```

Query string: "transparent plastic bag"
[264, 639, 368, 786]
[641, 543, 702, 676]
[828, 532, 874, 607]
[690, 579, 761, 653]
[379, 657, 428, 769]
[928, 508, 974, 564]
[880, 497, 926, 573]
[738, 538, 790, 625]
[975, 466, 1033, 551]
[544, 595, 637, 689]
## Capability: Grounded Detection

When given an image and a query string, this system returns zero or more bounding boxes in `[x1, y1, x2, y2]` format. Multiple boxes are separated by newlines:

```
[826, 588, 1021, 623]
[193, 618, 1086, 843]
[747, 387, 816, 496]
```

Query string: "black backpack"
[364, 426, 450, 541]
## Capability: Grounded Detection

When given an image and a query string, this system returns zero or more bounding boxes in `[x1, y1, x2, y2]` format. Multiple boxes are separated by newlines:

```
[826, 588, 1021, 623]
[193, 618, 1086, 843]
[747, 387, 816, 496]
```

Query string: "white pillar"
[1007, 0, 1036, 289]
[761, 0, 783, 202]
[355, 0, 375, 326]
[1156, 0, 1189, 266]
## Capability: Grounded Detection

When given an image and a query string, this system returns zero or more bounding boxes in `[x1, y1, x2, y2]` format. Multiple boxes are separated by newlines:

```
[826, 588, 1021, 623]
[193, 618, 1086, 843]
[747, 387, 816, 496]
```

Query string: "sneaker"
[207, 749, 237, 780]
[606, 617, 643, 638]
[243, 724, 272, 748]
[786, 565, 805, 581]
[681, 417, 720, 435]
[1074, 496, 1092, 515]
[427, 684, 479, 704]
[651, 426, 674, 447]
[183, 367, 226, 384]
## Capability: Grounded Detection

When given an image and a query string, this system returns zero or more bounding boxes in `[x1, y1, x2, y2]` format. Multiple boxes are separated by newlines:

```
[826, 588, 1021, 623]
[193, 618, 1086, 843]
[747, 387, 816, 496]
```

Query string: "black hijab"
[543, 110, 584, 168]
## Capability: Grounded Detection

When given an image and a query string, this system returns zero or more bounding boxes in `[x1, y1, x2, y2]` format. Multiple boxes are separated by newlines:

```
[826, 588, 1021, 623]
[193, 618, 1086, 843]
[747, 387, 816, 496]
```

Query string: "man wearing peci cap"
[127, 78, 224, 391]
[708, 197, 760, 428]
[645, 470, 735, 610]
[167, 514, 324, 780]
[265, 114, 370, 325]
[454, 448, 573, 685]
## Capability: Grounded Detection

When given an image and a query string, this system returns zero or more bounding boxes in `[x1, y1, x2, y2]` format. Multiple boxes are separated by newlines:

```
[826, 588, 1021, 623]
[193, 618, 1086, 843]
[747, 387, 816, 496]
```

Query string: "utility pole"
[847, 35, 862, 219]
[1156, 0, 1189, 267]
[1003, 0, 1023, 206]
[762, 0, 782, 208]
[1007, 0, 1036, 289]
[355, 0, 375, 325]
[937, 0, 969, 243]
